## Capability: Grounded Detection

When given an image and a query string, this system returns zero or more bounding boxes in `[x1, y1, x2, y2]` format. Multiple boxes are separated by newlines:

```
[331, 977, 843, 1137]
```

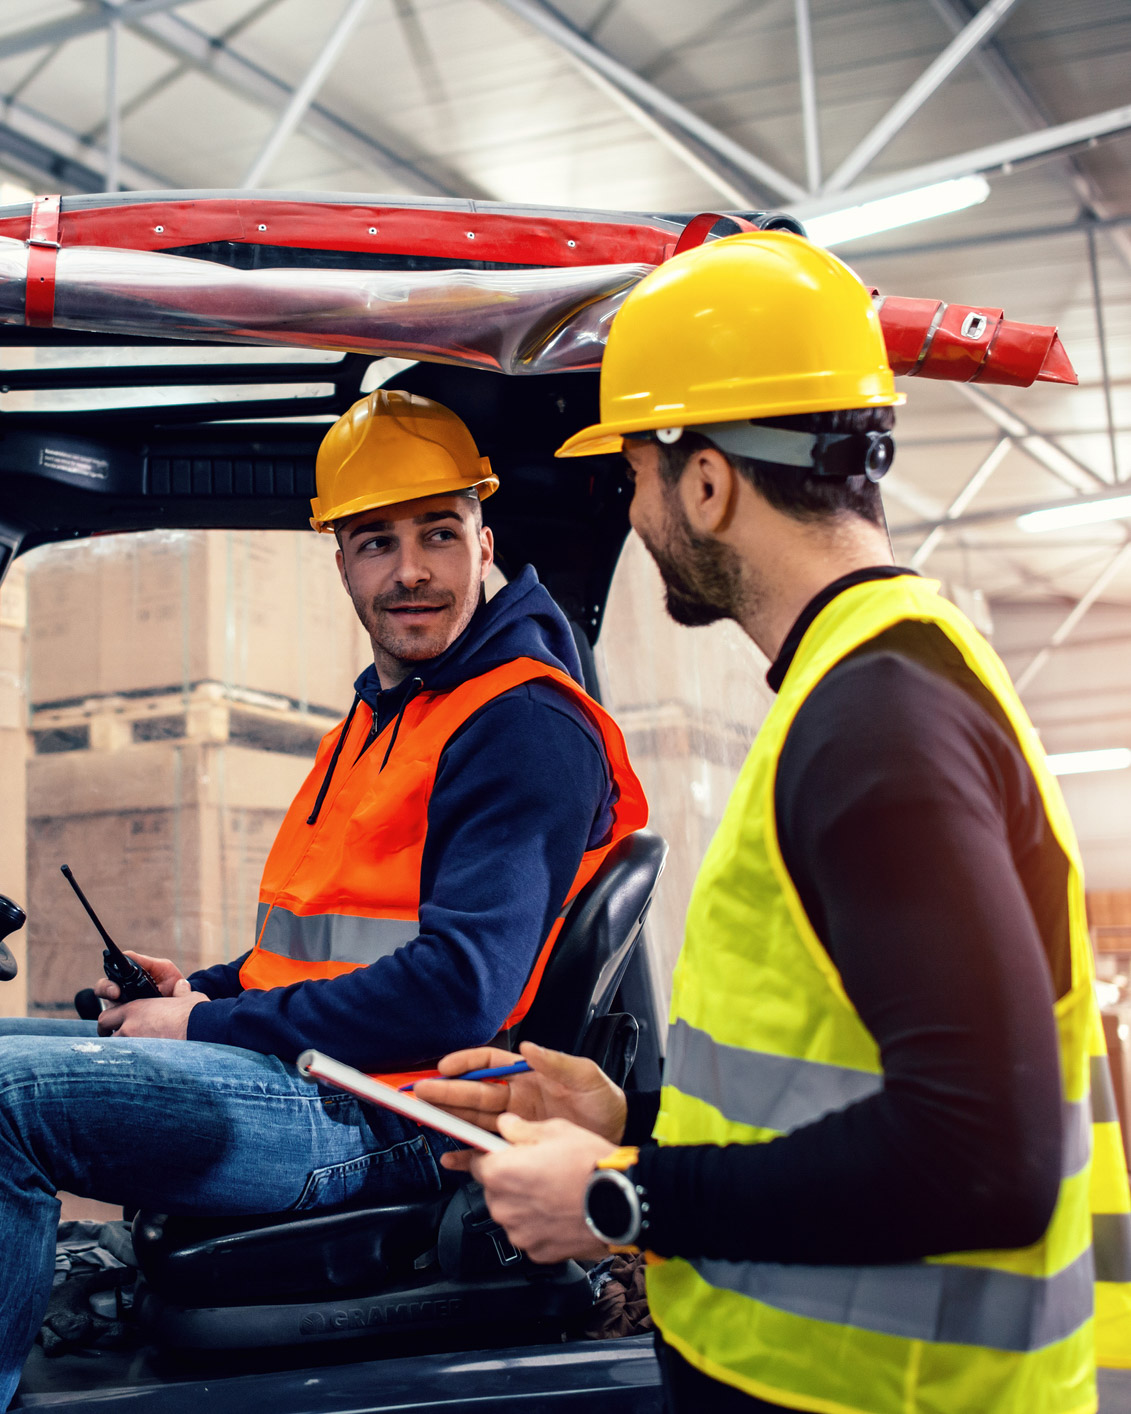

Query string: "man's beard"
[350, 585, 459, 658]
[637, 497, 746, 628]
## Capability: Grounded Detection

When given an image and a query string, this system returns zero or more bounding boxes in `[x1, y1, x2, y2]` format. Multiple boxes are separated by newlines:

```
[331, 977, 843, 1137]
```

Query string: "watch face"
[587, 1171, 636, 1245]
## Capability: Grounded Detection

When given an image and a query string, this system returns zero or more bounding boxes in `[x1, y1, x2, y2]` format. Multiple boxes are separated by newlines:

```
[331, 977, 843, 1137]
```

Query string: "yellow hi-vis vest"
[648, 575, 1131, 1414]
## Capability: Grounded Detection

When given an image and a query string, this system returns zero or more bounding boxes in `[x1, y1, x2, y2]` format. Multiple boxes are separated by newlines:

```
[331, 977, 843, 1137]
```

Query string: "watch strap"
[585, 1147, 649, 1252]
[597, 1145, 640, 1172]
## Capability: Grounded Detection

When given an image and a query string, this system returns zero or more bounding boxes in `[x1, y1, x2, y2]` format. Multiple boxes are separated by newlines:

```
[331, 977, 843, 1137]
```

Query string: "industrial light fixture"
[1017, 494, 1131, 533]
[1045, 748, 1131, 777]
[803, 176, 991, 249]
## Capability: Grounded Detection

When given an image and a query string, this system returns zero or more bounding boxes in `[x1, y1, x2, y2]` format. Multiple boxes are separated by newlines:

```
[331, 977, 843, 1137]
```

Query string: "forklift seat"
[131, 830, 667, 1350]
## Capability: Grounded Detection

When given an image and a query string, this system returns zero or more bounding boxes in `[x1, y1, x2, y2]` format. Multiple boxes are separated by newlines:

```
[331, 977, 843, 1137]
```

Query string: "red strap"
[25, 194, 61, 328]
[671, 211, 759, 259]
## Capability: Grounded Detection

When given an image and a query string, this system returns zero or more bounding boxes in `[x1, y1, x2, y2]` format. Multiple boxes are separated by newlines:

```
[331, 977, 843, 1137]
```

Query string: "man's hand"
[414, 1040, 627, 1142]
[448, 1113, 616, 1264]
[94, 952, 186, 1002]
[97, 980, 207, 1039]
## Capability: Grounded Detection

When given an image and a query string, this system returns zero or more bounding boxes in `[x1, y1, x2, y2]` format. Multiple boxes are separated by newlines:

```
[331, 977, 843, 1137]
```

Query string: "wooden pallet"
[30, 680, 340, 759]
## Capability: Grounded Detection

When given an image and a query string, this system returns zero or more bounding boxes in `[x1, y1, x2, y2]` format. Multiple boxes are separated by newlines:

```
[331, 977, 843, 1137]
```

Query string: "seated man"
[0, 389, 647, 1404]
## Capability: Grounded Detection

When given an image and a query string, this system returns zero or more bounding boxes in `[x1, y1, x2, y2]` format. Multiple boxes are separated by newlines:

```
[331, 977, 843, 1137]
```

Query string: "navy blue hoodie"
[185, 566, 617, 1070]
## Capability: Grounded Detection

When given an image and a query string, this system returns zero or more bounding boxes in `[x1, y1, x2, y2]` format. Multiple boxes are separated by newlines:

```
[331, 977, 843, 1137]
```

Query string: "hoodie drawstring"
[380, 676, 423, 772]
[306, 675, 425, 824]
[306, 692, 361, 825]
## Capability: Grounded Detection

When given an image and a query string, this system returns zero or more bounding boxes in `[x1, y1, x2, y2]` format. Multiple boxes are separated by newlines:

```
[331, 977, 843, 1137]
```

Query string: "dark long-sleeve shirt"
[629, 570, 1066, 1407]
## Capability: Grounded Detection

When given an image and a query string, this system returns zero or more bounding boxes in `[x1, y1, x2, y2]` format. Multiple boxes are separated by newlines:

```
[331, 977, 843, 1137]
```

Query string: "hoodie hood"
[352, 564, 584, 709]
[304, 567, 586, 824]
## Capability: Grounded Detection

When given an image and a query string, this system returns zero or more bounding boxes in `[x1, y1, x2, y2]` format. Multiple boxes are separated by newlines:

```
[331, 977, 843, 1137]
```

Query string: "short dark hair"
[657, 407, 894, 529]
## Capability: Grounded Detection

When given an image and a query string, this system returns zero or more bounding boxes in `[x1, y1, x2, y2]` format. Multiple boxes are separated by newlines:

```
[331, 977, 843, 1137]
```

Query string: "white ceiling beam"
[559, 59, 752, 207]
[130, 9, 477, 199]
[80, 0, 285, 147]
[926, 0, 1131, 276]
[0, 119, 109, 193]
[823, 0, 1022, 194]
[0, 0, 190, 62]
[889, 483, 1131, 539]
[1085, 223, 1121, 483]
[794, 0, 821, 193]
[791, 101, 1131, 219]
[1013, 540, 1131, 694]
[242, 0, 371, 189]
[491, 0, 806, 204]
[908, 436, 1011, 569]
[0, 94, 172, 191]
[883, 450, 1046, 598]
[952, 384, 1109, 494]
[105, 2, 122, 192]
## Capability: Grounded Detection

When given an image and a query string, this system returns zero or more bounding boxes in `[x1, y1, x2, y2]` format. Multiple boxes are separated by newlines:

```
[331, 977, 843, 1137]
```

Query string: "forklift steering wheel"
[0, 895, 25, 982]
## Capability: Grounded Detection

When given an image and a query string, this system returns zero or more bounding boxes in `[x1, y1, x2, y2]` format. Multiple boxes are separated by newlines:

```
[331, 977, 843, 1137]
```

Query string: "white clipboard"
[297, 1049, 510, 1153]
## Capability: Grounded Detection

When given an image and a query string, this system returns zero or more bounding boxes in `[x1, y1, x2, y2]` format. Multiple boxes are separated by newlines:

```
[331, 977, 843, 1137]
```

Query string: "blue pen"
[399, 1060, 532, 1091]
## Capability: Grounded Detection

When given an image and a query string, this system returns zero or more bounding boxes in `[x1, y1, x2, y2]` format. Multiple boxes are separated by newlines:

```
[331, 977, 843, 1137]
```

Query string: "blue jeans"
[0, 1019, 458, 1409]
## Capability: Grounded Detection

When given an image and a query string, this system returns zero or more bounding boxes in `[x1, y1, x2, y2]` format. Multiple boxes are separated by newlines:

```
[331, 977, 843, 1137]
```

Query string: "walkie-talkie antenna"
[60, 863, 161, 1002]
[60, 864, 117, 951]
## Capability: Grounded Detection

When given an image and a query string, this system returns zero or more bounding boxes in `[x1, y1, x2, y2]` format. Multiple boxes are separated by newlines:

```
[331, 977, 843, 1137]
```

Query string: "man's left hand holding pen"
[412, 1040, 630, 1263]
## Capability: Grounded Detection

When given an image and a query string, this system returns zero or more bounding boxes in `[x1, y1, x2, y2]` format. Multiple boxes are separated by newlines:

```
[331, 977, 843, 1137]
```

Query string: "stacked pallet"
[23, 529, 369, 1014]
[0, 559, 28, 1017]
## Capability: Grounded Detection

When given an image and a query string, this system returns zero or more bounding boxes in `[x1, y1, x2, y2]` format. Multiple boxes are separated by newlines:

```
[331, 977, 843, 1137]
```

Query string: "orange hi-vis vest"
[241, 657, 648, 1063]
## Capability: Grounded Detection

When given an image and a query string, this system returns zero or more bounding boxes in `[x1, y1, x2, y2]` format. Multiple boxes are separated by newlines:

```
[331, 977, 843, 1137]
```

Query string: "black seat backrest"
[515, 831, 667, 1055]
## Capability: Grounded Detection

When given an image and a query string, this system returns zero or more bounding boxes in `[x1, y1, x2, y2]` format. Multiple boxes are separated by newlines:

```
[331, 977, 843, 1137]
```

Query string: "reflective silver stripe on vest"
[1092, 1054, 1120, 1125]
[1062, 1097, 1092, 1178]
[664, 1018, 882, 1132]
[1095, 1212, 1131, 1283]
[691, 1245, 1095, 1353]
[256, 903, 418, 965]
[666, 1020, 1093, 1177]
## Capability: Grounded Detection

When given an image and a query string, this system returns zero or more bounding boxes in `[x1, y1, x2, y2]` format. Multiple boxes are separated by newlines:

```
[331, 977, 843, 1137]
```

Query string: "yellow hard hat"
[556, 230, 902, 458]
[310, 389, 498, 531]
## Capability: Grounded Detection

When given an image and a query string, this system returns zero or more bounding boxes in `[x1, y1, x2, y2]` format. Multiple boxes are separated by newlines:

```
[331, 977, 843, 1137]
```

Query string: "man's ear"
[680, 446, 737, 535]
[335, 545, 350, 594]
[478, 523, 495, 583]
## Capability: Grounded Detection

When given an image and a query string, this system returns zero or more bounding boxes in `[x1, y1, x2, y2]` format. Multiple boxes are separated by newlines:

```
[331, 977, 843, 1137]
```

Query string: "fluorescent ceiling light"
[1045, 748, 1131, 777]
[1017, 494, 1131, 533]
[804, 176, 991, 248]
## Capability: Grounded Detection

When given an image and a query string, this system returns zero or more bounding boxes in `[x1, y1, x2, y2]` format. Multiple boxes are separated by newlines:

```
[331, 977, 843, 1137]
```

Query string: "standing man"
[420, 234, 1131, 1412]
[0, 389, 646, 1405]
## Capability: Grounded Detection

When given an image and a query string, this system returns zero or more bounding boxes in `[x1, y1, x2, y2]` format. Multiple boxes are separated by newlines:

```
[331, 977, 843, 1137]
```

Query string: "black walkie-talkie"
[61, 865, 162, 1002]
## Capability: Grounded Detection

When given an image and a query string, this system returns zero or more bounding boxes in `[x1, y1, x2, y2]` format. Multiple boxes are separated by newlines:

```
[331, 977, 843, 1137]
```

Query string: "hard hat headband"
[634, 420, 894, 483]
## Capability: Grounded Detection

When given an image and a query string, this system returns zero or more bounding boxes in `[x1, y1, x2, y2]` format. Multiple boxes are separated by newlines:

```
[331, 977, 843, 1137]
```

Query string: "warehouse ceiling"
[0, 0, 1128, 701]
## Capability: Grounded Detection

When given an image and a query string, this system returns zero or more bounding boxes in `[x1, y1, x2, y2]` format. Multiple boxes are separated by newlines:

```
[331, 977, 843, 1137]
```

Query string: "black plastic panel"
[0, 337, 632, 642]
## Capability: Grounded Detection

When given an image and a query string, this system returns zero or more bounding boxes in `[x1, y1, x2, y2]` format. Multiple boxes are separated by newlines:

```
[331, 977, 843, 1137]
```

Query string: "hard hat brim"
[555, 426, 626, 458]
[310, 473, 499, 532]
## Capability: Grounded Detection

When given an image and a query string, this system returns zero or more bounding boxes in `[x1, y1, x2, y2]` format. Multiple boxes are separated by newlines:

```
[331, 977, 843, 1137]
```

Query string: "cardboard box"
[0, 560, 28, 1017]
[26, 529, 368, 710]
[19, 526, 374, 1014]
[26, 740, 311, 1012]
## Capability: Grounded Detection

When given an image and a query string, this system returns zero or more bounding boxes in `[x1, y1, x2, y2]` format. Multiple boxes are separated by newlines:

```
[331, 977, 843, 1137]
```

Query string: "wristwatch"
[583, 1145, 648, 1252]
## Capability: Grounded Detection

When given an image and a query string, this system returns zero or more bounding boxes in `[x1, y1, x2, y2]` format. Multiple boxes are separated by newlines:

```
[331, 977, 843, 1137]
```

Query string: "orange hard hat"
[311, 389, 497, 531]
